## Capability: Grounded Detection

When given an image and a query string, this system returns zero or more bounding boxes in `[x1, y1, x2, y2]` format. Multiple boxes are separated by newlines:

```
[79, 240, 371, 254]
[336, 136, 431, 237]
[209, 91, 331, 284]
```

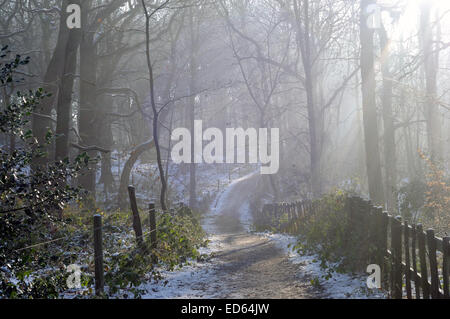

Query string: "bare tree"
[359, 0, 384, 205]
[141, 0, 172, 212]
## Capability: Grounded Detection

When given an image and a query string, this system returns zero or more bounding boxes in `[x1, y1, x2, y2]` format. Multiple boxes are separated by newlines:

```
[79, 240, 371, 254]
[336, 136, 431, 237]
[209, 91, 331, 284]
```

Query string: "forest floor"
[142, 173, 385, 299]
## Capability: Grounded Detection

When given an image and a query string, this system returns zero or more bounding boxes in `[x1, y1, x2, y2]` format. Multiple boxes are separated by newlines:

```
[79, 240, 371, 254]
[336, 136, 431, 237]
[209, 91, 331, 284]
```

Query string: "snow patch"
[202, 171, 257, 234]
[259, 232, 386, 299]
[141, 262, 222, 298]
[238, 202, 252, 232]
[141, 233, 224, 299]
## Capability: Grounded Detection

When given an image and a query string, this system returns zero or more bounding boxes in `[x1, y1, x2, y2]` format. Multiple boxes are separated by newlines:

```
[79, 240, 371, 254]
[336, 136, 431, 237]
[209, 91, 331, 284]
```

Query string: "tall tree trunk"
[32, 0, 72, 166]
[354, 73, 366, 189]
[360, 0, 384, 206]
[142, 0, 168, 212]
[54, 9, 82, 161]
[379, 25, 397, 211]
[188, 9, 199, 209]
[78, 5, 98, 195]
[99, 116, 115, 193]
[420, 2, 442, 161]
[294, 0, 321, 198]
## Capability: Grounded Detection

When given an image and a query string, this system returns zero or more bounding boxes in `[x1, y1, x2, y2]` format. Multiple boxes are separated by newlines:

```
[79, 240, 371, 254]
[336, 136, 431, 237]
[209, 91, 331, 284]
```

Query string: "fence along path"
[256, 196, 450, 299]
[92, 185, 161, 295]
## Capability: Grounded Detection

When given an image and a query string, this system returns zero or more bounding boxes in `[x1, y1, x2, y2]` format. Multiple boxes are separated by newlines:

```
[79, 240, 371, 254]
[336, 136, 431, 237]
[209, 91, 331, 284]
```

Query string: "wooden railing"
[257, 196, 450, 299]
[92, 185, 160, 295]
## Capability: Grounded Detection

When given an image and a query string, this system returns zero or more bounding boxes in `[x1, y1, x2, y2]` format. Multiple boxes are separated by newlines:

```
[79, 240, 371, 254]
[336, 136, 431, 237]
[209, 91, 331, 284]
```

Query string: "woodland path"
[191, 173, 324, 298]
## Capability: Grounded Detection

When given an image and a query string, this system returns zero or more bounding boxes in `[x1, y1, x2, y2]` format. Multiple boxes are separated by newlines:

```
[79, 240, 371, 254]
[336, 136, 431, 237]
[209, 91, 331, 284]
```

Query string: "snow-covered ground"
[238, 201, 252, 232]
[140, 234, 224, 299]
[203, 171, 256, 234]
[259, 232, 386, 299]
[140, 172, 257, 298]
[140, 172, 244, 299]
[139, 171, 386, 299]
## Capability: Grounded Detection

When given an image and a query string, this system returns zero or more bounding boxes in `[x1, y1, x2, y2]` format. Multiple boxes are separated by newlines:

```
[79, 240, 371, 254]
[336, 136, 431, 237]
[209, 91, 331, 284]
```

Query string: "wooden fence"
[92, 185, 159, 296]
[257, 196, 450, 299]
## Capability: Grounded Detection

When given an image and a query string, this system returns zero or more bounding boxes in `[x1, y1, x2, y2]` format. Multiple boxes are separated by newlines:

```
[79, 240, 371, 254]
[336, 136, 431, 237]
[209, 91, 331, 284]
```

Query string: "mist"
[1, 0, 450, 301]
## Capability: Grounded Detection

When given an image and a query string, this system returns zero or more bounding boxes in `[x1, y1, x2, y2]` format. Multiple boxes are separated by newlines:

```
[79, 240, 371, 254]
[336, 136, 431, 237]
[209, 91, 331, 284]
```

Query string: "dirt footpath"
[203, 173, 324, 299]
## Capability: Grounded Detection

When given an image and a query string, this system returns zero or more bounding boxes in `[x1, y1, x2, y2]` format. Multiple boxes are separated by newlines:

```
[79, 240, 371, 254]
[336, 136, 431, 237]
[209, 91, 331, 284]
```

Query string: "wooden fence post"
[267, 204, 272, 229]
[426, 229, 440, 299]
[291, 203, 297, 234]
[275, 204, 281, 231]
[417, 224, 430, 299]
[381, 212, 389, 288]
[286, 203, 291, 233]
[128, 186, 143, 246]
[149, 202, 157, 263]
[391, 216, 402, 299]
[361, 200, 371, 265]
[285, 204, 290, 234]
[404, 221, 412, 299]
[94, 214, 104, 296]
[443, 237, 450, 299]
[288, 204, 293, 233]
[373, 207, 383, 268]
[411, 224, 420, 298]
[280, 203, 285, 231]
[299, 202, 304, 218]
[367, 206, 376, 264]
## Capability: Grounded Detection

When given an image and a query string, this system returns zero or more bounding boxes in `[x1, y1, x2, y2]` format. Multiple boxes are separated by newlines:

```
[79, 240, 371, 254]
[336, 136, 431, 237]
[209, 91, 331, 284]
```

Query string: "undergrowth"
[0, 202, 207, 299]
[291, 190, 361, 277]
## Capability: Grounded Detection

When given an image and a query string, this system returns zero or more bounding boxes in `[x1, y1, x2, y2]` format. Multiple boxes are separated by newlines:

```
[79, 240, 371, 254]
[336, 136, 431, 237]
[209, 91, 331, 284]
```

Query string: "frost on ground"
[142, 263, 221, 298]
[138, 170, 387, 299]
[141, 235, 224, 299]
[140, 172, 258, 299]
[259, 232, 386, 299]
[203, 172, 256, 234]
[238, 201, 252, 232]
